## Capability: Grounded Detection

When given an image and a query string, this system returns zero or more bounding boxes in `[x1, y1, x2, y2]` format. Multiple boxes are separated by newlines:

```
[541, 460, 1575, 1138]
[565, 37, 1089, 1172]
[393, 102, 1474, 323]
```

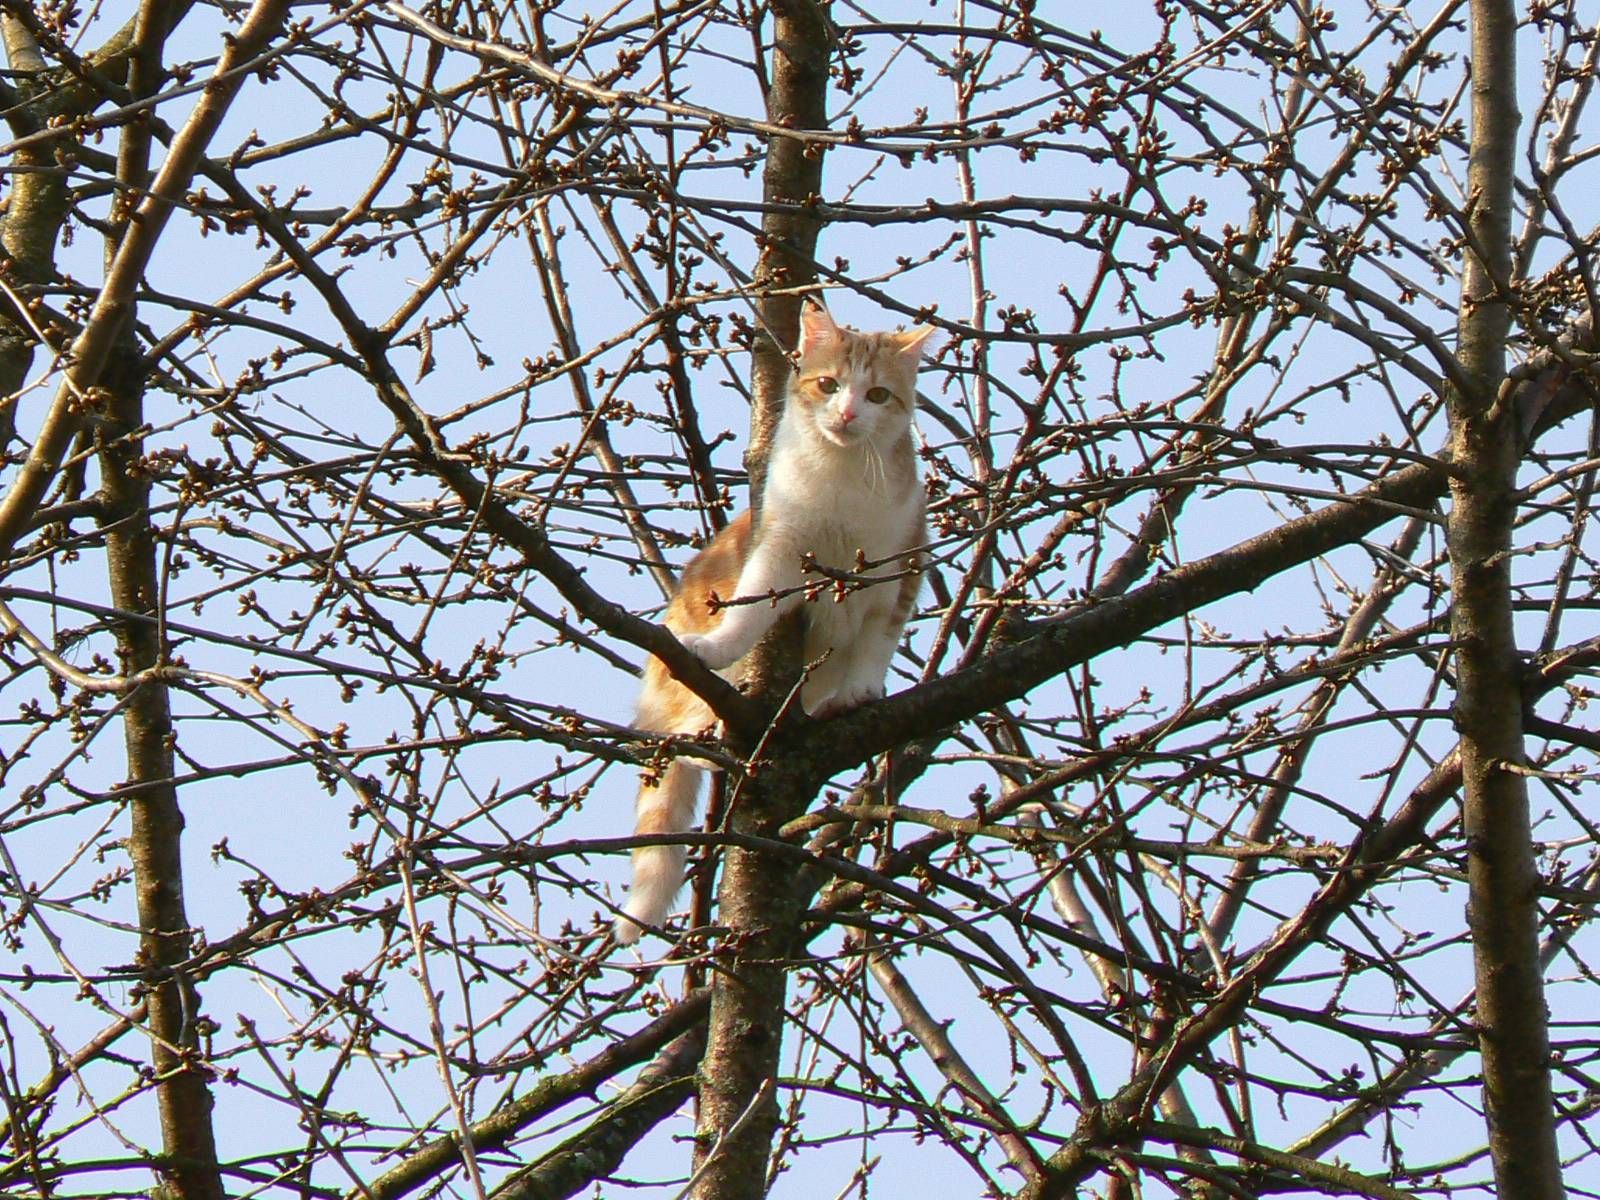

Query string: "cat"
[614, 301, 935, 944]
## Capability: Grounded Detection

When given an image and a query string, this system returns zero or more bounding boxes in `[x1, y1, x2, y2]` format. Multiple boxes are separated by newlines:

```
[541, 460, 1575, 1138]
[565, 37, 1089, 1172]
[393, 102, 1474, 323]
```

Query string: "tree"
[0, 1, 1594, 1198]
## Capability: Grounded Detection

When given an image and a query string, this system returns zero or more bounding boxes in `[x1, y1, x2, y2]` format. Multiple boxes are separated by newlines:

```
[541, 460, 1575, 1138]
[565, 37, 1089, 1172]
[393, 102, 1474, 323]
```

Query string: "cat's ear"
[796, 299, 840, 357]
[892, 324, 938, 362]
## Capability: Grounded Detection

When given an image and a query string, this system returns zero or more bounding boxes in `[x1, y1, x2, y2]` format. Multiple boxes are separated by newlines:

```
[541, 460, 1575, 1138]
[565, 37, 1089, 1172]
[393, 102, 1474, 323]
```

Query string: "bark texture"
[0, 16, 61, 455]
[102, 372, 225, 1200]
[0, 9, 146, 450]
[99, 6, 222, 1194]
[1447, 3, 1565, 1196]
[83, 4, 288, 1197]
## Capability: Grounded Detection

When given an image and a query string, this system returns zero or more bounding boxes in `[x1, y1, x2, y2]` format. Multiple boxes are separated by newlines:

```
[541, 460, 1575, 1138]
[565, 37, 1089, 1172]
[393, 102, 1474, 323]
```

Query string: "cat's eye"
[816, 376, 840, 394]
[866, 386, 891, 405]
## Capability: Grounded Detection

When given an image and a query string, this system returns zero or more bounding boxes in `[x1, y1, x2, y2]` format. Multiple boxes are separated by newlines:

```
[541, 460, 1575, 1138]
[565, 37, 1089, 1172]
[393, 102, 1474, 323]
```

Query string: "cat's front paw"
[808, 681, 886, 719]
[678, 631, 739, 671]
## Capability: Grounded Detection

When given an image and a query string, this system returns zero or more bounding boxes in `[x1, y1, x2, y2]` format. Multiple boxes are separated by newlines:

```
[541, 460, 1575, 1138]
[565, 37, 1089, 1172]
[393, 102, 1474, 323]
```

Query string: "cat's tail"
[615, 657, 713, 945]
[614, 758, 705, 944]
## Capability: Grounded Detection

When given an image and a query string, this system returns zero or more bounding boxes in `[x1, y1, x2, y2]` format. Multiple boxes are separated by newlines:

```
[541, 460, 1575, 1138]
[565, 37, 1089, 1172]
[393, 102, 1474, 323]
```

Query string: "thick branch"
[489, 1026, 704, 1200]
[1448, 2, 1564, 1195]
[814, 316, 1596, 775]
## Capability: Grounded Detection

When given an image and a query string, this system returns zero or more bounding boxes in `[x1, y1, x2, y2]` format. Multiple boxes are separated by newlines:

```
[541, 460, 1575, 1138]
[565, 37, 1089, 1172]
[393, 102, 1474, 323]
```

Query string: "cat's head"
[790, 301, 935, 450]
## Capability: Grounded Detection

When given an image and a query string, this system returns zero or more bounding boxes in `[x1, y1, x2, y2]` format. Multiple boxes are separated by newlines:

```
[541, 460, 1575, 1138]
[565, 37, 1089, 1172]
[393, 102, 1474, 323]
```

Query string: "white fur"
[616, 308, 931, 943]
[679, 317, 928, 715]
[614, 760, 703, 944]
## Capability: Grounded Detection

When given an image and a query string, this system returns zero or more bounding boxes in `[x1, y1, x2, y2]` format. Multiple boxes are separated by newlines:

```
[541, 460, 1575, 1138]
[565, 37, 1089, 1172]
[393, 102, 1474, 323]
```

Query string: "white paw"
[679, 631, 739, 671]
[808, 681, 885, 719]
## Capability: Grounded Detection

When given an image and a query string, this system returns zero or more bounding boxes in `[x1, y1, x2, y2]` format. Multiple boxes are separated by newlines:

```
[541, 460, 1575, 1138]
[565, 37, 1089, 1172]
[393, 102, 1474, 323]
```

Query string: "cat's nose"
[838, 406, 857, 426]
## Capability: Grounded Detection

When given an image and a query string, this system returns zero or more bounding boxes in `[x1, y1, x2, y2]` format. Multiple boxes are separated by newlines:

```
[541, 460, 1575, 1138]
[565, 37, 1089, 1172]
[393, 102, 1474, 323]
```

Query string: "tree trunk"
[0, 13, 68, 455]
[94, 5, 225, 1195]
[692, 2, 830, 1196]
[1447, 3, 1565, 1196]
[101, 361, 226, 1200]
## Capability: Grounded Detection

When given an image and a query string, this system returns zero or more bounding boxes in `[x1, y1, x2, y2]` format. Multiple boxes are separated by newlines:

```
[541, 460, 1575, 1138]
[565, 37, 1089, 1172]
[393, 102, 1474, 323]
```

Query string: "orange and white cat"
[615, 302, 934, 943]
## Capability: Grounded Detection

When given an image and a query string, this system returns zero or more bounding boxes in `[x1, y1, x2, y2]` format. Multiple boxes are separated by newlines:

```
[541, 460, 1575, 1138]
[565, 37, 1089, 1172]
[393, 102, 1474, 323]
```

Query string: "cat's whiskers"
[859, 437, 887, 494]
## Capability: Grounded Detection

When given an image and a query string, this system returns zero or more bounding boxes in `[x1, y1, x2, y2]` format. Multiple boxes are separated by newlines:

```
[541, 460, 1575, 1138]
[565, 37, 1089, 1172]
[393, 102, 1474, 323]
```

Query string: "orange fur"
[615, 515, 750, 944]
[614, 307, 932, 944]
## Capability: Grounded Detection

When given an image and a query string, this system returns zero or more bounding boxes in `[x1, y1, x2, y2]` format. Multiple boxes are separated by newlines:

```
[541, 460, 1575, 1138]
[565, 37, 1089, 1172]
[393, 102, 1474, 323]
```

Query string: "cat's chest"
[766, 488, 918, 571]
[804, 513, 896, 567]
[763, 422, 921, 568]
